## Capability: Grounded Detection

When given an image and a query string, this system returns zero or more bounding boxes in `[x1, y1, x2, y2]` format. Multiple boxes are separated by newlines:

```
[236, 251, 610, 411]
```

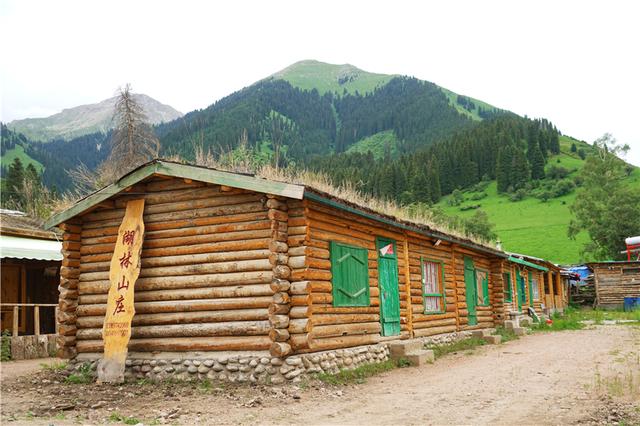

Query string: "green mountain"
[7, 94, 183, 142]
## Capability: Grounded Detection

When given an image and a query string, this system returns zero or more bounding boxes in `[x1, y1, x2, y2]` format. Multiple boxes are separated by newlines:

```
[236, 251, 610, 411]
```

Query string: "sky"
[1, 0, 639, 165]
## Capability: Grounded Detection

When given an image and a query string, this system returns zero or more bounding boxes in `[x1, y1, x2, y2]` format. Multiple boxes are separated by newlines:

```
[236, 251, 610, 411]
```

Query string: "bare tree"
[108, 84, 160, 174]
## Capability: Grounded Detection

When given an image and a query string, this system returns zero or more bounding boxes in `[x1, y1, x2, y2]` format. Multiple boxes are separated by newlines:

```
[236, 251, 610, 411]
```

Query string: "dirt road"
[1, 326, 638, 425]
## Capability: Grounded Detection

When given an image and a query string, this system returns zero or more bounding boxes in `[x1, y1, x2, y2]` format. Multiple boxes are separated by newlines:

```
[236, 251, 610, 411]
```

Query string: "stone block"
[10, 336, 25, 360]
[519, 317, 533, 327]
[483, 335, 502, 345]
[512, 327, 527, 336]
[470, 329, 491, 338]
[405, 349, 434, 366]
[389, 340, 422, 357]
[503, 320, 517, 330]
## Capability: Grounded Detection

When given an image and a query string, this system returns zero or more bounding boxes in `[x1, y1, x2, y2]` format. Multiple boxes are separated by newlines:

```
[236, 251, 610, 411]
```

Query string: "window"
[503, 272, 512, 302]
[531, 277, 540, 300]
[330, 241, 370, 307]
[422, 259, 445, 313]
[623, 267, 640, 275]
[476, 269, 489, 306]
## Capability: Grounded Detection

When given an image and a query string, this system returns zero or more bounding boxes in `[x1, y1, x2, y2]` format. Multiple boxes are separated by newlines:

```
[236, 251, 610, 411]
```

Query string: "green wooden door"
[528, 271, 534, 307]
[377, 238, 400, 336]
[464, 257, 477, 326]
[516, 270, 525, 311]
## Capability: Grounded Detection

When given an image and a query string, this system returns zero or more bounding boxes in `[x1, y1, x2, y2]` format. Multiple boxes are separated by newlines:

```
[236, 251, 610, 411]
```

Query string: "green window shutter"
[482, 272, 489, 305]
[330, 241, 370, 307]
[503, 272, 512, 302]
[528, 271, 533, 304]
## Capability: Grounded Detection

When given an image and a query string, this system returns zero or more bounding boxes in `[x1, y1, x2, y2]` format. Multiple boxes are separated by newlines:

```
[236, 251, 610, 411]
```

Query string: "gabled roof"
[44, 159, 508, 258]
[44, 160, 305, 229]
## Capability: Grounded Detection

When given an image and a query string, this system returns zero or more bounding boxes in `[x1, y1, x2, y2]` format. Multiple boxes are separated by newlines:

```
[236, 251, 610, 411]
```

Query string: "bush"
[509, 189, 527, 202]
[65, 363, 94, 384]
[552, 179, 575, 197]
[459, 204, 481, 211]
[1, 330, 11, 361]
[546, 165, 569, 180]
[469, 192, 487, 201]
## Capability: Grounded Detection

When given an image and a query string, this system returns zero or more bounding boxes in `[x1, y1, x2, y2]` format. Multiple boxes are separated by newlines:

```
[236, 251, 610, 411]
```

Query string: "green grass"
[40, 360, 67, 371]
[436, 139, 640, 264]
[108, 412, 141, 425]
[494, 326, 520, 343]
[272, 60, 394, 96]
[315, 360, 396, 385]
[440, 87, 499, 121]
[426, 336, 487, 359]
[345, 130, 399, 159]
[1, 144, 44, 172]
[65, 362, 93, 384]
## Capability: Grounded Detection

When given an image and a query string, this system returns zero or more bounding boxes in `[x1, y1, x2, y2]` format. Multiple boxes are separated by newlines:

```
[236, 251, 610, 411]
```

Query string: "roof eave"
[304, 190, 508, 259]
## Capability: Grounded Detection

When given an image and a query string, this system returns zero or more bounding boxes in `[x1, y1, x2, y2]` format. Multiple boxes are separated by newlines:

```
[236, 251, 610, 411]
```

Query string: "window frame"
[531, 274, 540, 300]
[330, 241, 370, 307]
[503, 272, 513, 303]
[476, 268, 490, 306]
[421, 257, 446, 314]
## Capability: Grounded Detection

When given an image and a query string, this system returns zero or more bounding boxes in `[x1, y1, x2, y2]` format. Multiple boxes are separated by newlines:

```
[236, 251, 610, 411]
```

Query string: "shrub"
[469, 192, 487, 201]
[1, 330, 11, 361]
[547, 165, 569, 180]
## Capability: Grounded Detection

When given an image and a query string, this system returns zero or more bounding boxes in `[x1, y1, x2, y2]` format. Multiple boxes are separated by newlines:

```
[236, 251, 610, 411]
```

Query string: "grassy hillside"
[272, 60, 394, 95]
[345, 130, 399, 159]
[439, 87, 499, 121]
[1, 144, 44, 172]
[437, 136, 640, 264]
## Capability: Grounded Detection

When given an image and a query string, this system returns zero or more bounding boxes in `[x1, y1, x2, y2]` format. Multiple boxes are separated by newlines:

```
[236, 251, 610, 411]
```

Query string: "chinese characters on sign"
[97, 199, 145, 383]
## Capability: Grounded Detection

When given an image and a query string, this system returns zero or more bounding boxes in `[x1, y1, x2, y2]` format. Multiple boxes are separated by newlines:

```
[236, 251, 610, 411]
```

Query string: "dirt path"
[1, 326, 638, 425]
[1, 358, 58, 382]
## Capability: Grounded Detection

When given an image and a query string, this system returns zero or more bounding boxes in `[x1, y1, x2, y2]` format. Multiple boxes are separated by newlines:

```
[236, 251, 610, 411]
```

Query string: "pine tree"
[496, 146, 512, 193]
[2, 157, 25, 208]
[530, 146, 546, 180]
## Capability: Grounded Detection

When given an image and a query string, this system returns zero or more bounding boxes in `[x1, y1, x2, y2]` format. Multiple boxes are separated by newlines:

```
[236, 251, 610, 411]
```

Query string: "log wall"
[594, 264, 640, 307]
[74, 177, 274, 354]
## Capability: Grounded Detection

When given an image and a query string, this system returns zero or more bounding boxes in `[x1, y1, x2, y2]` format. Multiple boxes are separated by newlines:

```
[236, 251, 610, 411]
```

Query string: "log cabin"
[44, 160, 557, 381]
[587, 261, 640, 308]
[501, 253, 566, 317]
[1, 210, 61, 359]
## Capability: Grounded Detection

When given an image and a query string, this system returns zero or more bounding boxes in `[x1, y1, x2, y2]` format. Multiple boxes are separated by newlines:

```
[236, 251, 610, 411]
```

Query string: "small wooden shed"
[45, 160, 547, 380]
[587, 261, 640, 308]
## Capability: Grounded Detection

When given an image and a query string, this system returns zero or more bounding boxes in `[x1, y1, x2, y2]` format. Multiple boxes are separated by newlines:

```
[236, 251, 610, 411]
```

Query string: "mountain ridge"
[7, 93, 183, 142]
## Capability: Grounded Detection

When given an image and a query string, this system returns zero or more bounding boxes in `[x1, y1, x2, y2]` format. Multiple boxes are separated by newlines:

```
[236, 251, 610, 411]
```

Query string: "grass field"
[272, 60, 394, 96]
[345, 130, 399, 159]
[1, 144, 44, 172]
[439, 87, 499, 121]
[437, 137, 640, 264]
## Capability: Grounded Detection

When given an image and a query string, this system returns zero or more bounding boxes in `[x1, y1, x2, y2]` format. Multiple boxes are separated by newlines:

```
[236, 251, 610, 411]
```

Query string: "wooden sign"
[97, 199, 145, 383]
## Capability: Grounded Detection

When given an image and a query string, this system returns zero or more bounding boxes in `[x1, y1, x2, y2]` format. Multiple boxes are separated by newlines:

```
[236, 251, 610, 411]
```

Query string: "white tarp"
[0, 235, 62, 261]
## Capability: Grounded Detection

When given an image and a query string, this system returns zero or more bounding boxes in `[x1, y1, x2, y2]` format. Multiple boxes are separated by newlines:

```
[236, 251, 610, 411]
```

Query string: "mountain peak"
[8, 94, 183, 142]
[271, 59, 394, 95]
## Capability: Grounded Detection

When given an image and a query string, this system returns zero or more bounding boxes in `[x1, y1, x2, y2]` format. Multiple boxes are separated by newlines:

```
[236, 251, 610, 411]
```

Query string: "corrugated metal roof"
[0, 235, 62, 261]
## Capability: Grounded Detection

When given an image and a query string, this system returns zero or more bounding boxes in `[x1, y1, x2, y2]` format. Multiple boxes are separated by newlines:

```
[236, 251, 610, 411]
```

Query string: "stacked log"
[58, 220, 81, 358]
[75, 179, 274, 353]
[490, 259, 507, 324]
[287, 200, 314, 351]
[595, 265, 640, 307]
[267, 195, 292, 357]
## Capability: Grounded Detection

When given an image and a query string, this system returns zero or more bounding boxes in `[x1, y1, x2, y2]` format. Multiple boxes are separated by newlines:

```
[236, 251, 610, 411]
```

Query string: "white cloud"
[1, 0, 639, 165]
